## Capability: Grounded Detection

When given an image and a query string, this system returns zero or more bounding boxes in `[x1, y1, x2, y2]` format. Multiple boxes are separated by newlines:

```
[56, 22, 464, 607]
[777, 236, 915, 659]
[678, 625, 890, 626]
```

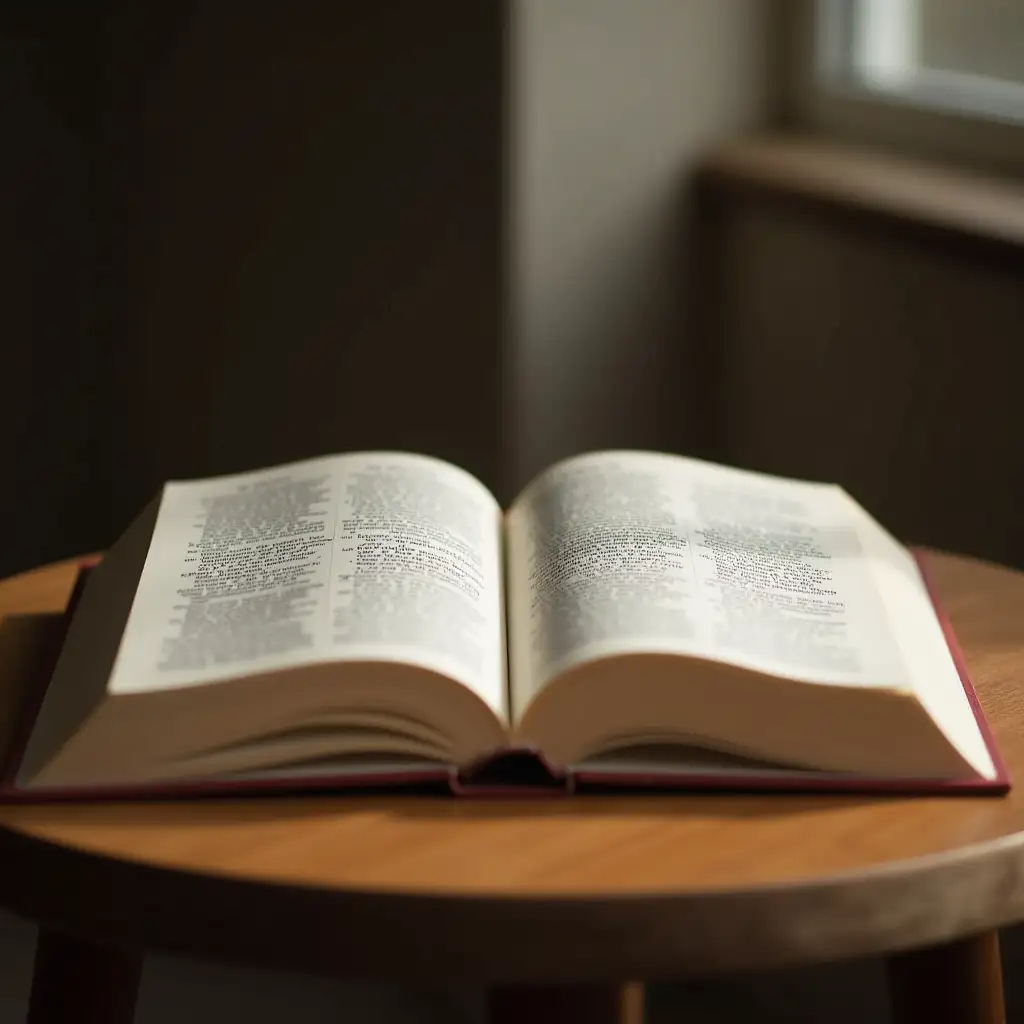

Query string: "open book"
[4, 451, 1008, 797]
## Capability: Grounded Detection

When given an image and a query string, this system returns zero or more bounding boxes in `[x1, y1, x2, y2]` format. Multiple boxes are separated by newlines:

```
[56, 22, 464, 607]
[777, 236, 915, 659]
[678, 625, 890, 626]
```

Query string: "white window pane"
[832, 0, 1024, 121]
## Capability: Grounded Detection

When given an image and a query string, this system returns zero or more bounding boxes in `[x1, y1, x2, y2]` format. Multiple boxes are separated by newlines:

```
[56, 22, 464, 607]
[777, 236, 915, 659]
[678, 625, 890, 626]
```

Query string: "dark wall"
[1, 2, 503, 578]
[0, 3, 109, 577]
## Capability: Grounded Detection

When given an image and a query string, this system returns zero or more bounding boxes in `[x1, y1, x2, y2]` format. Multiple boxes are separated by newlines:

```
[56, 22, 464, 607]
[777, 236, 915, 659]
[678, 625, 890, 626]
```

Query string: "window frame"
[781, 0, 1024, 179]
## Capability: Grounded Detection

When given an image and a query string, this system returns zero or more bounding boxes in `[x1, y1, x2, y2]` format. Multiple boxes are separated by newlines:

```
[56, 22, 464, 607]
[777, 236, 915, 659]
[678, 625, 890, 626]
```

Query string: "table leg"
[27, 928, 142, 1024]
[488, 982, 643, 1024]
[886, 930, 1004, 1024]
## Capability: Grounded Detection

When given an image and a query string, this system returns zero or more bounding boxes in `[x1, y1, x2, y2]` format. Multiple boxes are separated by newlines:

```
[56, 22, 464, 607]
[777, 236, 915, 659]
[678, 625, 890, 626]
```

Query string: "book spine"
[450, 747, 574, 796]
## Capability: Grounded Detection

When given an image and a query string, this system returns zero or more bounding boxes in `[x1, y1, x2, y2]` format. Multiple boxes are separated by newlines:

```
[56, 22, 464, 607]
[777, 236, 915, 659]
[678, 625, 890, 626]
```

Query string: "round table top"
[1, 550, 1024, 983]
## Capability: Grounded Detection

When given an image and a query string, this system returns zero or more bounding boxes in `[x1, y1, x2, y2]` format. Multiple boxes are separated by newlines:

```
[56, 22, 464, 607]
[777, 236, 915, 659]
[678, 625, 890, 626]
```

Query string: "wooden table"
[2, 552, 1024, 1024]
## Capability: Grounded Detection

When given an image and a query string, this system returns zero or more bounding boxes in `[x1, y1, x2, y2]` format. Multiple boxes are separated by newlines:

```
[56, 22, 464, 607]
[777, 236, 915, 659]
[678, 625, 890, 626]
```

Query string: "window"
[788, 0, 1024, 176]
[821, 0, 1024, 124]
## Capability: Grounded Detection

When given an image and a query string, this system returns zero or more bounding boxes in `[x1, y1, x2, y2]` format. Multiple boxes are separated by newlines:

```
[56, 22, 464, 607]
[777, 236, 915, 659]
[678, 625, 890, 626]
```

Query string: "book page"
[844, 501, 996, 778]
[506, 451, 912, 716]
[107, 452, 507, 718]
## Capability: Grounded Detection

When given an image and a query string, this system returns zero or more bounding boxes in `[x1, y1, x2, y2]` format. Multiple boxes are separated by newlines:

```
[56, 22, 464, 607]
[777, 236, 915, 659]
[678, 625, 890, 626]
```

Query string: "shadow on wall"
[0, 1, 503, 579]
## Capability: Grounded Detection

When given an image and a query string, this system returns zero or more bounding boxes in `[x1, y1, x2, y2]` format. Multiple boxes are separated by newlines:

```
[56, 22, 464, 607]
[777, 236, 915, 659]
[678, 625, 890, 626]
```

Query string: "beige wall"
[509, 0, 772, 489]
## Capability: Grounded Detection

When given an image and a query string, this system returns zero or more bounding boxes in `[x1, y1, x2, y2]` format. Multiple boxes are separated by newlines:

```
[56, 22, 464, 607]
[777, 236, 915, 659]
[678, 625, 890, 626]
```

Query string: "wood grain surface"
[1, 551, 1023, 982]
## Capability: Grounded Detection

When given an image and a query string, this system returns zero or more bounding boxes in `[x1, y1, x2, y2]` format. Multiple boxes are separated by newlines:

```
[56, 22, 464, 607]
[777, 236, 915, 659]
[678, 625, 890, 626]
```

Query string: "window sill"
[699, 134, 1024, 254]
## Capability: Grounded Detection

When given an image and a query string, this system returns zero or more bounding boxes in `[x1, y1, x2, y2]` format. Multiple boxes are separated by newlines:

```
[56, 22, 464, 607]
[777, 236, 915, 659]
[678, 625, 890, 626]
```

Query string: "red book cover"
[0, 551, 1009, 801]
